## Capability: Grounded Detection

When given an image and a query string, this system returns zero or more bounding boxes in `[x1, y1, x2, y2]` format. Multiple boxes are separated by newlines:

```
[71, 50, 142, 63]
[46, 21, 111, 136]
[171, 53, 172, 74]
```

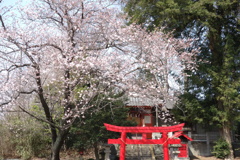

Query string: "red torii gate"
[104, 123, 191, 160]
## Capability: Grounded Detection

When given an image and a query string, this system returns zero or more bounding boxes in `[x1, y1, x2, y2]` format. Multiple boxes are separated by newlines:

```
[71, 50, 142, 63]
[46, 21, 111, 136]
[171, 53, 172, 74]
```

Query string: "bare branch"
[0, 64, 31, 73]
[0, 89, 37, 107]
[0, 100, 13, 107]
[18, 105, 61, 130]
[19, 89, 37, 95]
[0, 15, 6, 30]
[43, 0, 64, 25]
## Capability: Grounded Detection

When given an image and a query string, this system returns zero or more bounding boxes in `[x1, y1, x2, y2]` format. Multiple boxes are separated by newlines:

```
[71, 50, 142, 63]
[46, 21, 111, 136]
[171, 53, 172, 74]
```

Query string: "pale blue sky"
[1, 0, 30, 10]
[1, 0, 19, 6]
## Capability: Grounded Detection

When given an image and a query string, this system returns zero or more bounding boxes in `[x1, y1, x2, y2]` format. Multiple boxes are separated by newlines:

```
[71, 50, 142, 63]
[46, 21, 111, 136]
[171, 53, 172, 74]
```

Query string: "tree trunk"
[51, 129, 70, 160]
[94, 143, 100, 160]
[51, 147, 60, 160]
[209, 22, 234, 160]
[221, 122, 234, 160]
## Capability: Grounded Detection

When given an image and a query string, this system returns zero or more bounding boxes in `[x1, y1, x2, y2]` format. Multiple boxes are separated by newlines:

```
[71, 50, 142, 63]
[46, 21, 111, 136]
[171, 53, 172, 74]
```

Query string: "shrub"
[212, 139, 230, 159]
[1, 112, 50, 159]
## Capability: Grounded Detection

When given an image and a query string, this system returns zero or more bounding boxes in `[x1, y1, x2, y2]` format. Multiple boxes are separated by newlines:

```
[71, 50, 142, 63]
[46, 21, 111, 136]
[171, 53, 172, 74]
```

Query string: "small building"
[124, 97, 192, 159]
[126, 97, 176, 128]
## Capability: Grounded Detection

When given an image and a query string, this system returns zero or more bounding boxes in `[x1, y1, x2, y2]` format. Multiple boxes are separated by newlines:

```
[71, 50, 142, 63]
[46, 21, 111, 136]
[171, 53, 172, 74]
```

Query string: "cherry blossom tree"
[0, 0, 196, 159]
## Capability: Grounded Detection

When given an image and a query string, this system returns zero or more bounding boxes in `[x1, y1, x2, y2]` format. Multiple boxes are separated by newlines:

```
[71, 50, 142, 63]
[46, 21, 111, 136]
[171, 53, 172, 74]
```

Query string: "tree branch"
[0, 15, 6, 30]
[0, 64, 31, 73]
[18, 105, 61, 130]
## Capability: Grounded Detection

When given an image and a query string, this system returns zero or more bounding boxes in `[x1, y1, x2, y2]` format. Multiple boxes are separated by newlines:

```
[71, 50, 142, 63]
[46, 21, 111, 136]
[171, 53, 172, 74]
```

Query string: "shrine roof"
[126, 97, 174, 109]
[126, 97, 162, 107]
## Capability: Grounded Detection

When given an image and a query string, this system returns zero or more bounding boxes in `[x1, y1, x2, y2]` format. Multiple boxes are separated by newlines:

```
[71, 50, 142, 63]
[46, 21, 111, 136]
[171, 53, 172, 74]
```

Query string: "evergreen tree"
[125, 0, 240, 159]
[66, 93, 136, 160]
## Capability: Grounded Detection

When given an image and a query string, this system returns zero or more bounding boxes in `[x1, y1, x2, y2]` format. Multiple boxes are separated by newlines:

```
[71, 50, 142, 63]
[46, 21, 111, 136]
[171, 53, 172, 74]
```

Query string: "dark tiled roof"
[126, 97, 162, 107]
[126, 97, 174, 109]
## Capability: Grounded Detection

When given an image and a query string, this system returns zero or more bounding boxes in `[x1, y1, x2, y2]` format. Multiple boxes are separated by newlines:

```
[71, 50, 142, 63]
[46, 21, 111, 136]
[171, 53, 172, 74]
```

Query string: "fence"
[188, 132, 220, 156]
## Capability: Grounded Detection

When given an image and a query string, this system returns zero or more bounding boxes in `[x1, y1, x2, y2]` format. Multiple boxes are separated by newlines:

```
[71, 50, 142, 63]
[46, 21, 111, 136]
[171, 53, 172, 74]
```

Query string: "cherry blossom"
[0, 0, 197, 159]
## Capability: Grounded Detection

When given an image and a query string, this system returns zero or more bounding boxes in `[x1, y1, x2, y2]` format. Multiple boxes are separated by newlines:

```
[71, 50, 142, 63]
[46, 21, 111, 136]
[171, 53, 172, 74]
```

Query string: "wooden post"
[120, 132, 126, 160]
[142, 133, 147, 139]
[206, 132, 210, 156]
[162, 132, 169, 160]
[188, 131, 192, 157]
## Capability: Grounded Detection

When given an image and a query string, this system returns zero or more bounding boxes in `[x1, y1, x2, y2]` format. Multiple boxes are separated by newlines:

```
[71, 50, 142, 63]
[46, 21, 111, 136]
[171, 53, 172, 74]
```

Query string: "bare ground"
[190, 156, 240, 160]
[14, 150, 240, 160]
[31, 157, 240, 160]
[31, 155, 240, 160]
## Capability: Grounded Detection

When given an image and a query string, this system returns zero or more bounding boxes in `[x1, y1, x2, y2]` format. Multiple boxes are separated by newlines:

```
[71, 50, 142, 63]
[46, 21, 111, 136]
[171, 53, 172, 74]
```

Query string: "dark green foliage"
[212, 139, 231, 159]
[66, 107, 135, 150]
[125, 1, 239, 158]
[125, 0, 239, 34]
[125, 0, 240, 127]
[66, 94, 136, 150]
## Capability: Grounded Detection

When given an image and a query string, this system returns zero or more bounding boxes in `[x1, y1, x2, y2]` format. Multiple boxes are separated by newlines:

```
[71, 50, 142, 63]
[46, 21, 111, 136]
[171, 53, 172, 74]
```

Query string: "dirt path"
[190, 156, 240, 160]
[31, 156, 240, 160]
